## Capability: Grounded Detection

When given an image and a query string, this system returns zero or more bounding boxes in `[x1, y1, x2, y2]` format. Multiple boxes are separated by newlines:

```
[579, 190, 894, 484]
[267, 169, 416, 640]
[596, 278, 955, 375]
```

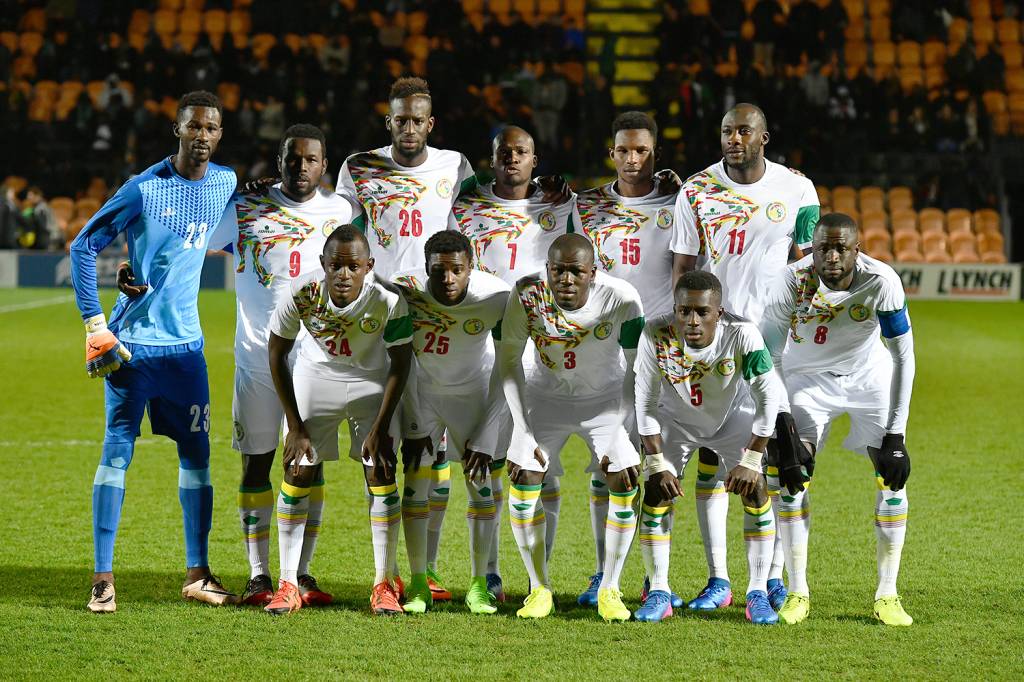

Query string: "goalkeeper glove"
[874, 433, 910, 491]
[773, 411, 814, 495]
[84, 314, 131, 378]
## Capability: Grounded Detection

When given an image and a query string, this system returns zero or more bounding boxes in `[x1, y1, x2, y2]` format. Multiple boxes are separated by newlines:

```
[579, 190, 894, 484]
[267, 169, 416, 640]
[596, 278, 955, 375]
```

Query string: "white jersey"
[450, 182, 578, 285]
[391, 268, 510, 394]
[221, 186, 360, 371]
[269, 271, 413, 383]
[675, 159, 819, 323]
[337, 145, 476, 279]
[763, 253, 910, 377]
[635, 312, 778, 439]
[577, 178, 684, 318]
[502, 270, 644, 399]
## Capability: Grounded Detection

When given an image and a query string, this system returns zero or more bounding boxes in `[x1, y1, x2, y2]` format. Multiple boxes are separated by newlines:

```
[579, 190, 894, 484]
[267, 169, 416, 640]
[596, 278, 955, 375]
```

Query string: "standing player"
[337, 77, 476, 601]
[392, 231, 510, 614]
[499, 233, 644, 622]
[450, 125, 578, 600]
[760, 214, 915, 626]
[673, 103, 820, 612]
[633, 271, 784, 624]
[266, 226, 414, 615]
[222, 125, 361, 606]
[71, 91, 238, 612]
[576, 110, 688, 608]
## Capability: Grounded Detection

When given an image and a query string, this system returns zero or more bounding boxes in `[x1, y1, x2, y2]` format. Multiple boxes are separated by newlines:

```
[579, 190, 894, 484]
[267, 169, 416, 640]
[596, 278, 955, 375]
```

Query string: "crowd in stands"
[0, 0, 1012, 252]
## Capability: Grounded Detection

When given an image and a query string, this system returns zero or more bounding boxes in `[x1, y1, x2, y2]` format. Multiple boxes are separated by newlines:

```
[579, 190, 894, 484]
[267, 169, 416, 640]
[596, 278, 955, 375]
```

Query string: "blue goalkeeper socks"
[93, 440, 133, 572]
[178, 440, 212, 568]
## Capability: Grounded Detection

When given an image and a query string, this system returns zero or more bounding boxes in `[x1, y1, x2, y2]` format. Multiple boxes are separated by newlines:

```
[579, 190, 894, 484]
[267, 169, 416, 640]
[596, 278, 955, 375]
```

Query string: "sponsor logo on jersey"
[766, 201, 787, 223]
[594, 321, 613, 340]
[233, 421, 244, 441]
[656, 207, 673, 229]
[849, 303, 870, 321]
[463, 318, 485, 335]
[538, 210, 557, 232]
[436, 178, 453, 198]
[716, 358, 736, 376]
[360, 317, 381, 333]
[322, 219, 339, 237]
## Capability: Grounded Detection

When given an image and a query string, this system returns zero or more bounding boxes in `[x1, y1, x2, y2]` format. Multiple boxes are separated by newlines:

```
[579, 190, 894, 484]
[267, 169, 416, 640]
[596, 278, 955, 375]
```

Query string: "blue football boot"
[687, 577, 733, 610]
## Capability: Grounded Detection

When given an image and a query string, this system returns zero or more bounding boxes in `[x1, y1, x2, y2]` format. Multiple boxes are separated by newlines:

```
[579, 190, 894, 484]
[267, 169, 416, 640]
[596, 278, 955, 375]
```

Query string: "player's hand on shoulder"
[875, 433, 910, 491]
[283, 425, 314, 475]
[654, 168, 683, 196]
[241, 176, 278, 196]
[463, 444, 492, 483]
[534, 174, 571, 206]
[400, 436, 433, 473]
[116, 261, 149, 299]
[84, 314, 132, 378]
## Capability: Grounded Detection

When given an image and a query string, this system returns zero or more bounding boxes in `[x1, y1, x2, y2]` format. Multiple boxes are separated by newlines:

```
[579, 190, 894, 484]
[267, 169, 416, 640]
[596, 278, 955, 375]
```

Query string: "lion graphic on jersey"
[296, 279, 356, 346]
[653, 322, 713, 385]
[235, 195, 318, 288]
[452, 198, 530, 275]
[788, 265, 845, 344]
[347, 154, 427, 249]
[577, 190, 648, 271]
[393, 275, 457, 337]
[517, 278, 589, 370]
[682, 172, 759, 265]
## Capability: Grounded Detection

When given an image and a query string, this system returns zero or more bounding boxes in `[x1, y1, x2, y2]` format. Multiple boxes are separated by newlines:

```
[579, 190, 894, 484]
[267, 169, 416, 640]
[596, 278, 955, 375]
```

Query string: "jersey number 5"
[183, 222, 208, 249]
[399, 209, 423, 237]
[690, 383, 702, 406]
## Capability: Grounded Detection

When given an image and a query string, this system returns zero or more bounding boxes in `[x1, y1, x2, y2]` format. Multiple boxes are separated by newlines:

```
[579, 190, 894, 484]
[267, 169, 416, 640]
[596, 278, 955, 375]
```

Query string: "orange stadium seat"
[983, 90, 1008, 114]
[873, 41, 896, 74]
[974, 18, 996, 45]
[175, 32, 198, 51]
[217, 82, 240, 111]
[845, 20, 866, 41]
[891, 209, 918, 234]
[1001, 42, 1024, 70]
[893, 230, 921, 252]
[203, 9, 227, 34]
[977, 230, 1004, 254]
[861, 213, 890, 241]
[184, 0, 205, 8]
[897, 40, 921, 67]
[981, 250, 1007, 263]
[945, 208, 971, 233]
[816, 185, 831, 211]
[832, 185, 857, 214]
[868, 0, 889, 18]
[950, 230, 977, 251]
[20, 8, 47, 32]
[899, 66, 924, 92]
[998, 17, 1021, 43]
[1006, 69, 1024, 92]
[887, 186, 913, 212]
[160, 0, 183, 8]
[922, 40, 946, 67]
[969, 0, 991, 19]
[154, 9, 178, 34]
[0, 31, 16, 53]
[924, 65, 945, 90]
[918, 208, 945, 239]
[250, 33, 275, 59]
[842, 0, 864, 21]
[75, 198, 101, 221]
[974, 208, 1001, 235]
[923, 240, 952, 263]
[870, 17, 891, 42]
[949, 18, 969, 45]
[129, 9, 151, 32]
[50, 196, 74, 227]
[405, 34, 430, 60]
[308, 34, 327, 51]
[845, 42, 869, 74]
[859, 186, 885, 213]
[512, 0, 536, 23]
[282, 33, 302, 53]
[689, 0, 712, 16]
[229, 10, 251, 34]
[462, 0, 484, 12]
[19, 31, 44, 57]
[180, 9, 202, 34]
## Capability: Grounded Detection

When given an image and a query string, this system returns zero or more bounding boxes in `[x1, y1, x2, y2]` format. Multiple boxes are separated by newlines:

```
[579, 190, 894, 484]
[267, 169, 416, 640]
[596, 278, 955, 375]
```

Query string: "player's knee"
[513, 470, 545, 487]
[176, 434, 210, 470]
[642, 483, 673, 507]
[284, 464, 318, 489]
[363, 466, 396, 487]
[100, 439, 134, 470]
[698, 447, 720, 466]
[741, 477, 769, 508]
[241, 451, 274, 487]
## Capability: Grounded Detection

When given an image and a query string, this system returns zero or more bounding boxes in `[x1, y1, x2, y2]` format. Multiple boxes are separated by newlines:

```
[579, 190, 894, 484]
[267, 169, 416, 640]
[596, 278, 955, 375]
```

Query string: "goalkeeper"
[70, 91, 239, 613]
[633, 271, 784, 625]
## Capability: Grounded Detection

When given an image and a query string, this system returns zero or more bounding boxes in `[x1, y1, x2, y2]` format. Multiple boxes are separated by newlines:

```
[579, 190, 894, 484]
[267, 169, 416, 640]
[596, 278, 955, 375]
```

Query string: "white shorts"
[232, 366, 284, 454]
[647, 401, 755, 480]
[788, 363, 890, 456]
[415, 390, 511, 463]
[508, 393, 640, 477]
[290, 371, 395, 466]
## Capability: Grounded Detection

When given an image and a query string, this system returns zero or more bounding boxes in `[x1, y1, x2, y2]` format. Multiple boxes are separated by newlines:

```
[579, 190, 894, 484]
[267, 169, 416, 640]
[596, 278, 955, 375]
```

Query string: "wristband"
[85, 314, 107, 334]
[643, 451, 669, 475]
[738, 448, 764, 474]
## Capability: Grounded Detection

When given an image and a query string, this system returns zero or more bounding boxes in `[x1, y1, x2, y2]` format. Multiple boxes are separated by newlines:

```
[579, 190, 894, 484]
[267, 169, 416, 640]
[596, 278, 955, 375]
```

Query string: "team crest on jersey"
[233, 421, 244, 441]
[436, 178, 453, 198]
[766, 202, 787, 223]
[538, 210, 557, 232]
[594, 321, 613, 340]
[656, 207, 673, 229]
[716, 358, 736, 376]
[322, 219, 339, 237]
[360, 317, 381, 333]
[849, 304, 870, 322]
[463, 318, 486, 335]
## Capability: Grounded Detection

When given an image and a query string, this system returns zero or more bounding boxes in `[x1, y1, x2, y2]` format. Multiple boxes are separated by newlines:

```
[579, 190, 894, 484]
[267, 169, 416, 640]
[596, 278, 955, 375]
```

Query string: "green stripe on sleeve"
[383, 314, 413, 343]
[618, 316, 645, 349]
[458, 175, 479, 198]
[566, 212, 575, 234]
[741, 348, 773, 380]
[351, 213, 367, 232]
[794, 205, 820, 246]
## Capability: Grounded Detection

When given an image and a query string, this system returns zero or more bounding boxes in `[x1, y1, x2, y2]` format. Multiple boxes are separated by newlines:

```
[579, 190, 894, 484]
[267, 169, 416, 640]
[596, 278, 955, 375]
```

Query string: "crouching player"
[761, 213, 915, 626]
[266, 226, 414, 615]
[499, 233, 644, 622]
[634, 271, 784, 624]
[393, 231, 511, 614]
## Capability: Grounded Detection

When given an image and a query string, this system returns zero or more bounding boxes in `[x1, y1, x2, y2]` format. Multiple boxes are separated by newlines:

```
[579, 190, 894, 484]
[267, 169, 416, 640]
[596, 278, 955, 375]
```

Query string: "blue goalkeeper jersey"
[70, 157, 237, 345]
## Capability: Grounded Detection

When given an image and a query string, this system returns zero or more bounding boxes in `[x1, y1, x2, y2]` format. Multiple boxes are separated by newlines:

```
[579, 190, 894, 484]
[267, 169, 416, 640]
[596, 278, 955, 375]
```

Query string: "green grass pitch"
[0, 288, 1022, 680]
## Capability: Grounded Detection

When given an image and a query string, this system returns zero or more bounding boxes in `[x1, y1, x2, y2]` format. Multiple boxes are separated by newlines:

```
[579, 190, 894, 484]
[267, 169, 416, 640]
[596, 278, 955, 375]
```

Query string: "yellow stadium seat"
[203, 9, 227, 35]
[969, 0, 991, 19]
[974, 18, 995, 45]
[922, 40, 946, 67]
[948, 18, 969, 45]
[974, 208, 1001, 235]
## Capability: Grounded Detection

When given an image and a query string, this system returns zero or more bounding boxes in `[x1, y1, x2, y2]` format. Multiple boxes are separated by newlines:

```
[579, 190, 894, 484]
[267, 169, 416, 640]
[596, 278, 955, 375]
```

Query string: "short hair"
[389, 77, 431, 102]
[815, 212, 859, 234]
[674, 270, 723, 300]
[280, 123, 327, 159]
[726, 102, 768, 130]
[549, 233, 595, 263]
[612, 111, 658, 141]
[324, 224, 369, 254]
[177, 90, 222, 119]
[424, 230, 473, 263]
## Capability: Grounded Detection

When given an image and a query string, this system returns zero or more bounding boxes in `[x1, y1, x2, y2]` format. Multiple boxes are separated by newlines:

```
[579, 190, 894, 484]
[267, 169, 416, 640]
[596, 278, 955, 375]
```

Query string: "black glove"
[773, 412, 814, 495]
[874, 434, 910, 491]
[116, 261, 148, 298]
[242, 176, 277, 195]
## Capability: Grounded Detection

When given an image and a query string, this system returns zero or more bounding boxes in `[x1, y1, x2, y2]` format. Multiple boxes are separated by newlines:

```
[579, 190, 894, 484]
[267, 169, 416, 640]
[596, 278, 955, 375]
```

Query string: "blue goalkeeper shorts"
[103, 340, 210, 444]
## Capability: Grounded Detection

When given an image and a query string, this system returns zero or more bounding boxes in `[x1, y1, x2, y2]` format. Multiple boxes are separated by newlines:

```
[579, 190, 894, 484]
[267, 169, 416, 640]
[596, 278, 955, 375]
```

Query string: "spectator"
[530, 63, 568, 159]
[19, 186, 60, 250]
[0, 186, 20, 249]
[751, 0, 785, 74]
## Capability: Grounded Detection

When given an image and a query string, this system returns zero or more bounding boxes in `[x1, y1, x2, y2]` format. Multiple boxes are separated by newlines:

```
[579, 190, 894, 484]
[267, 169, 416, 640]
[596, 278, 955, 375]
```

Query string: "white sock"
[695, 459, 730, 581]
[743, 498, 776, 594]
[238, 484, 274, 579]
[776, 482, 811, 595]
[509, 483, 547, 590]
[297, 478, 324, 577]
[599, 487, 638, 591]
[589, 473, 609, 573]
[426, 461, 451, 572]
[401, 466, 432, 576]
[486, 459, 505, 575]
[368, 482, 401, 585]
[541, 476, 561, 562]
[277, 481, 310, 586]
[465, 472, 496, 577]
[874, 481, 908, 599]
[639, 501, 674, 593]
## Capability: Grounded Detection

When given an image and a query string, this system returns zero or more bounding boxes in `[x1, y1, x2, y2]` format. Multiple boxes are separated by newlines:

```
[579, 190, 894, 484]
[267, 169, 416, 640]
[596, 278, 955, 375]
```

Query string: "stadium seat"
[974, 18, 996, 45]
[891, 209, 918, 234]
[887, 186, 913, 212]
[75, 198, 101, 221]
[918, 206, 944, 230]
[862, 213, 890, 242]
[947, 211, 973, 237]
[1006, 69, 1024, 92]
[86, 177, 109, 201]
[250, 33, 276, 59]
[859, 187, 885, 214]
[952, 244, 981, 263]
[50, 196, 74, 233]
[948, 18, 969, 45]
[897, 40, 921, 67]
[873, 42, 896, 75]
[922, 40, 947, 67]
[969, 0, 991, 19]
[19, 31, 44, 57]
[895, 247, 925, 263]
[974, 208, 1001, 235]
[984, 90, 1008, 115]
[180, 9, 202, 34]
[0, 31, 16, 53]
[997, 17, 1021, 43]
[977, 230, 1005, 253]
[308, 34, 327, 51]
[980, 250, 1007, 263]
[832, 185, 857, 212]
[159, 0, 184, 9]
[893, 230, 921, 254]
[845, 42, 869, 74]
[870, 18, 891, 43]
[950, 230, 976, 252]
[20, 8, 46, 32]
[1001, 42, 1024, 70]
[184, 0, 206, 9]
[842, 0, 864, 21]
[923, 242, 952, 263]
[154, 9, 178, 34]
[816, 185, 831, 211]
[203, 9, 227, 35]
[845, 20, 865, 41]
[229, 10, 251, 34]
[899, 66, 924, 92]
[217, 82, 240, 111]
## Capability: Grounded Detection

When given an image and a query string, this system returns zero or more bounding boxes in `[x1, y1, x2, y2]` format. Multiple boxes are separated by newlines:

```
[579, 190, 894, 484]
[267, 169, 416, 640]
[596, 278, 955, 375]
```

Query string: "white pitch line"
[0, 293, 76, 314]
